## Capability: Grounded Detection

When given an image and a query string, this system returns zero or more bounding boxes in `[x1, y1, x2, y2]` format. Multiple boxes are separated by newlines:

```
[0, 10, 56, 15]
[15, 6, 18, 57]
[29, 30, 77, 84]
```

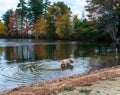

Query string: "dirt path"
[3, 65, 120, 95]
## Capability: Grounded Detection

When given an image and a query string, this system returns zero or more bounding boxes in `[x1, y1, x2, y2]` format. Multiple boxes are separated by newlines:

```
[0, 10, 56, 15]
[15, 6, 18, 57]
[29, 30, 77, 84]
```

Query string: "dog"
[60, 58, 74, 69]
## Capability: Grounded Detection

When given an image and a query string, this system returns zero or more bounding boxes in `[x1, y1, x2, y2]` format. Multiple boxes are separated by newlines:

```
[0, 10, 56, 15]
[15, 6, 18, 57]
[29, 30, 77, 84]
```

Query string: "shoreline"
[3, 65, 120, 95]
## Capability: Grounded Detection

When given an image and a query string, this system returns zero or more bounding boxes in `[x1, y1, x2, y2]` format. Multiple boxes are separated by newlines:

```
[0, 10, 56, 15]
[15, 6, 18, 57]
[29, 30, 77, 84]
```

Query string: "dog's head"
[69, 58, 74, 63]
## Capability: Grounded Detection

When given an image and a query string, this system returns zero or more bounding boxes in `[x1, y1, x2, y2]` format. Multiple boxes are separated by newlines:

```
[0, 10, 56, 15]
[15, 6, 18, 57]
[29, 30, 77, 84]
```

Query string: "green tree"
[52, 2, 70, 15]
[73, 15, 83, 36]
[74, 19, 91, 40]
[116, 5, 120, 37]
[16, 0, 28, 32]
[28, 0, 44, 24]
[2, 9, 13, 30]
[45, 14, 56, 40]
[85, 0, 120, 41]
[73, 16, 102, 41]
[43, 0, 51, 16]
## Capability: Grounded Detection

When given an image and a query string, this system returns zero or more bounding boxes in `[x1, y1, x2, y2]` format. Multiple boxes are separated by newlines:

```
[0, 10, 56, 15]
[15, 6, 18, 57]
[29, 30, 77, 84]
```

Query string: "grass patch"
[64, 87, 75, 91]
[109, 78, 116, 81]
[80, 88, 92, 95]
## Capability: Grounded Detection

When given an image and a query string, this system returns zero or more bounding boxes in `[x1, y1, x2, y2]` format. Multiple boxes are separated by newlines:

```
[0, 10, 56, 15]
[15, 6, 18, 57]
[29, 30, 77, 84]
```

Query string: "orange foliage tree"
[8, 12, 19, 33]
[34, 18, 46, 38]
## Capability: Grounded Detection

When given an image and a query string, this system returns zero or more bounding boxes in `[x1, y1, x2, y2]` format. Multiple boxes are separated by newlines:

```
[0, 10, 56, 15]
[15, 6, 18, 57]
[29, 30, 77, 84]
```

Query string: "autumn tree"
[8, 12, 20, 37]
[0, 21, 7, 36]
[85, 0, 120, 41]
[56, 13, 72, 39]
[34, 18, 46, 38]
[45, 1, 71, 40]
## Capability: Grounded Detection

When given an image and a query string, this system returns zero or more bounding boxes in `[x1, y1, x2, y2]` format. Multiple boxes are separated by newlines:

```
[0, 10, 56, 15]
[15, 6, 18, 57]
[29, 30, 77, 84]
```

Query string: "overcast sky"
[0, 0, 87, 20]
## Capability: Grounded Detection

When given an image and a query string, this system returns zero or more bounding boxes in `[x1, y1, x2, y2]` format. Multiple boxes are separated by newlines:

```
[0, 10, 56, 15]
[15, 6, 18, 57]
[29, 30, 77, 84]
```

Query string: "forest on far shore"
[0, 0, 120, 42]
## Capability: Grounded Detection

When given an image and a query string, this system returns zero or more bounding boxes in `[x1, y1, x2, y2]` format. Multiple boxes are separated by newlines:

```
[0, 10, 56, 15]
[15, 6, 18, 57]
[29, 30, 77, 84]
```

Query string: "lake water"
[0, 39, 120, 92]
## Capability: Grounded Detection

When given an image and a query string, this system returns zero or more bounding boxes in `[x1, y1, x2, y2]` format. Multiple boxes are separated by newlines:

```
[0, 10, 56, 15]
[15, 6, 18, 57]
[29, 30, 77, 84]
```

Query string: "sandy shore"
[58, 76, 120, 95]
[2, 65, 120, 95]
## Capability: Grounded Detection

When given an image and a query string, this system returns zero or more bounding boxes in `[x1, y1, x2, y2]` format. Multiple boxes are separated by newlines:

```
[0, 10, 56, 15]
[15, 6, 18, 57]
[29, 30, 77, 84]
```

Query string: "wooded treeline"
[0, 0, 120, 42]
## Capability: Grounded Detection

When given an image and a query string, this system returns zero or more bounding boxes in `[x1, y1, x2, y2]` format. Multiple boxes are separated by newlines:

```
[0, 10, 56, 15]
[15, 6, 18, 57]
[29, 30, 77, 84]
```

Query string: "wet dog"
[60, 58, 74, 69]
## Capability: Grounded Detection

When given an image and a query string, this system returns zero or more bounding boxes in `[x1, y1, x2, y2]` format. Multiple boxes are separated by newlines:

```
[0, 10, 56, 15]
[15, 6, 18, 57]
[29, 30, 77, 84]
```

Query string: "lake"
[0, 39, 119, 92]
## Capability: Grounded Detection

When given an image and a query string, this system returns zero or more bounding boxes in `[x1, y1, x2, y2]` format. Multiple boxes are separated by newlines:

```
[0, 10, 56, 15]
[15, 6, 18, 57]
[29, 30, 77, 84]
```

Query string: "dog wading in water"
[60, 58, 74, 69]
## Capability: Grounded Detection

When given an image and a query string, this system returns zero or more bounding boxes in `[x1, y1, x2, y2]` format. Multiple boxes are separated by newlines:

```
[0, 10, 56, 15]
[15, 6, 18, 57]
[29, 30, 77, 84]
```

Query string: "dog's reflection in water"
[60, 58, 74, 70]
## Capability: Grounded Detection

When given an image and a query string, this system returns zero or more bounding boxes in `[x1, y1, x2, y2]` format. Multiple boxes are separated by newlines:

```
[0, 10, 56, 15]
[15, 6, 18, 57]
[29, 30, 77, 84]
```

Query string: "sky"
[0, 0, 87, 20]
